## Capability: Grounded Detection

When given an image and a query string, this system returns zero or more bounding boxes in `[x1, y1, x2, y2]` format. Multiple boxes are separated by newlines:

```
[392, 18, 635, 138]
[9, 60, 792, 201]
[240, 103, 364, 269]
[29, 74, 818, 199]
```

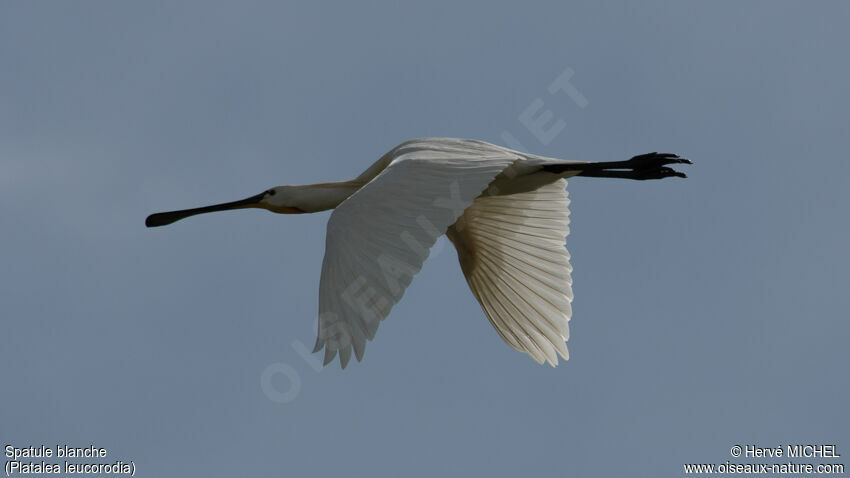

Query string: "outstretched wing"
[314, 139, 522, 367]
[447, 179, 573, 366]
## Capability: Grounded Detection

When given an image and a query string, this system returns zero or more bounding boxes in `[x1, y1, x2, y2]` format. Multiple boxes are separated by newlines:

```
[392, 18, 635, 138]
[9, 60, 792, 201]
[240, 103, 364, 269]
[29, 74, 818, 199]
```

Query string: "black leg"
[577, 166, 687, 180]
[541, 152, 691, 180]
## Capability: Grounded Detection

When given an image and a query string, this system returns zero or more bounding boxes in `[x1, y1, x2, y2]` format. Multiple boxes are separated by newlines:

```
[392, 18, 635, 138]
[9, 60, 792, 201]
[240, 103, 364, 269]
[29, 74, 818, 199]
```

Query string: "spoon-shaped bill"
[145, 192, 266, 227]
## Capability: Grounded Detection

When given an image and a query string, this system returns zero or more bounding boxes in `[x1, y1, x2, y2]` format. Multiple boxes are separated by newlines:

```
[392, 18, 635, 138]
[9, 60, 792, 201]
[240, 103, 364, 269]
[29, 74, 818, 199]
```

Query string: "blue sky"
[2, 1, 848, 476]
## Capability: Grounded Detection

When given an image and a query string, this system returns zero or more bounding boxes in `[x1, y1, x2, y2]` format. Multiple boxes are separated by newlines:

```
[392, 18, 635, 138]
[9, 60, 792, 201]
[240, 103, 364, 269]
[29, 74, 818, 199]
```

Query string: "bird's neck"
[288, 180, 364, 213]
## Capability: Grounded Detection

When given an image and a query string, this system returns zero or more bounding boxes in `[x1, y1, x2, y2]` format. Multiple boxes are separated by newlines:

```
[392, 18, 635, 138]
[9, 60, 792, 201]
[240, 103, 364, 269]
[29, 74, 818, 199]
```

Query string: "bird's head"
[260, 186, 308, 214]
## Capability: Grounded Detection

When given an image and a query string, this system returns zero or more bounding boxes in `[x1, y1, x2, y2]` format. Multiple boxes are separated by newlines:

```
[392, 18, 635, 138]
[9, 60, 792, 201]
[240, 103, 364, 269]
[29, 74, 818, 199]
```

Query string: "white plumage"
[448, 179, 573, 366]
[146, 138, 690, 368]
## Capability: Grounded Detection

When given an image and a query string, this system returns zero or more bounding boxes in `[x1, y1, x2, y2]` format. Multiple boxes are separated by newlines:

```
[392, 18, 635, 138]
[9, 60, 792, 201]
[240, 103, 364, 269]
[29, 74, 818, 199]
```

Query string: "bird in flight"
[147, 138, 690, 368]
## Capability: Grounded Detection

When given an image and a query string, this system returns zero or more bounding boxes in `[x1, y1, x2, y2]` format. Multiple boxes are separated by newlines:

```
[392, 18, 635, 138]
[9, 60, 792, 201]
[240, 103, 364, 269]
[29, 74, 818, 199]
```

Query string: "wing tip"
[313, 340, 369, 369]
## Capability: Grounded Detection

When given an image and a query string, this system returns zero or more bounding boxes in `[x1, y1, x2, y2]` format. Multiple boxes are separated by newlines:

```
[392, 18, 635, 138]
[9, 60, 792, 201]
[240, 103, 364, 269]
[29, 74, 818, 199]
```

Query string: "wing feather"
[448, 179, 573, 366]
[314, 139, 522, 367]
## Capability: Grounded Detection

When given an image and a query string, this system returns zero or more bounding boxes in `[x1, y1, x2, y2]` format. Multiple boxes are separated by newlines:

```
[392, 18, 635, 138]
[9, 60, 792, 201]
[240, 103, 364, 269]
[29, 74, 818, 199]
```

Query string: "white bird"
[147, 138, 690, 368]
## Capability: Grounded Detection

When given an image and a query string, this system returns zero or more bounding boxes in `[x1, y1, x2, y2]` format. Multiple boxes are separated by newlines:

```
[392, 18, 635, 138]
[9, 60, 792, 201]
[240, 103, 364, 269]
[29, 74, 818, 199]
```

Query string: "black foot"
[545, 152, 692, 180]
[628, 152, 691, 168]
[619, 152, 692, 180]
[632, 166, 688, 180]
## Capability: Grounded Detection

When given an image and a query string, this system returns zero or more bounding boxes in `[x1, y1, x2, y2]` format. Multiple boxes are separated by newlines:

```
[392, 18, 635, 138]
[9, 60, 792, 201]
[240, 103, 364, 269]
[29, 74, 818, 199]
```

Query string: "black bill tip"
[146, 211, 185, 228]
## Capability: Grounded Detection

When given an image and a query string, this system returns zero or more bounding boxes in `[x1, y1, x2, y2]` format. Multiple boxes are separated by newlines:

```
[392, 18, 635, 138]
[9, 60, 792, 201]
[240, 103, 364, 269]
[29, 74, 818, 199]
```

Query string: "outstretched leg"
[542, 152, 692, 180]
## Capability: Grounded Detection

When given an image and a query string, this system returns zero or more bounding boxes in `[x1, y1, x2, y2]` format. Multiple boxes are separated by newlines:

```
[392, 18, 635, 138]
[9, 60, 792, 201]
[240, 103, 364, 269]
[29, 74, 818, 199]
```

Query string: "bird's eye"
[267, 189, 276, 196]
